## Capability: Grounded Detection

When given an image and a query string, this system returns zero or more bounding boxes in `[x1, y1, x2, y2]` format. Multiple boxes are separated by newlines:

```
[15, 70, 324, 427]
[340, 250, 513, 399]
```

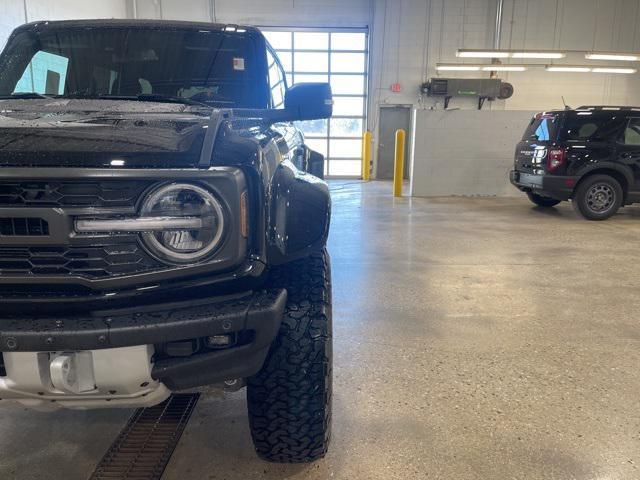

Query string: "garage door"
[262, 28, 369, 178]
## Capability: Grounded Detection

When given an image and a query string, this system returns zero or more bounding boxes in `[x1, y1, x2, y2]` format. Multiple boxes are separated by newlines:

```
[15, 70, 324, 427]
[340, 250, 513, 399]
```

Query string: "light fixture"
[481, 65, 527, 71]
[586, 52, 639, 61]
[591, 67, 637, 74]
[545, 65, 592, 72]
[511, 51, 566, 59]
[457, 49, 566, 59]
[457, 49, 510, 58]
[436, 64, 481, 71]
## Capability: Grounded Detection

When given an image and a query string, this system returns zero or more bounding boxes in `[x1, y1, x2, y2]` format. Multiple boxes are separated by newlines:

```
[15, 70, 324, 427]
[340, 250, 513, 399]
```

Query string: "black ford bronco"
[0, 19, 333, 462]
[511, 106, 640, 220]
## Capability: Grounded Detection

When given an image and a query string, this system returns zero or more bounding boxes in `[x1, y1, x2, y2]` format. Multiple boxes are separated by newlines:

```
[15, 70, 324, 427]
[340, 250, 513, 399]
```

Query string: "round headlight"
[140, 183, 225, 264]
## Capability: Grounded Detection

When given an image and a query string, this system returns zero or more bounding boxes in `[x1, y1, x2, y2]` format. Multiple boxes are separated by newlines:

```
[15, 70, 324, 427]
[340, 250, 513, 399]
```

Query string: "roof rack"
[576, 105, 640, 111]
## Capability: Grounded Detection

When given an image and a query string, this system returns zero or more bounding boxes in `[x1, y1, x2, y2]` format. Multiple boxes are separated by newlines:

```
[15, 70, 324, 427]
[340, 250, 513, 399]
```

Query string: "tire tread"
[247, 250, 332, 463]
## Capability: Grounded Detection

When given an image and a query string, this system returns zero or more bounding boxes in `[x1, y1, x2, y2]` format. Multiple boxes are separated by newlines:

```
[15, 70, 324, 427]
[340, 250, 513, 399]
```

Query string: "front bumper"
[0, 288, 286, 397]
[509, 170, 576, 201]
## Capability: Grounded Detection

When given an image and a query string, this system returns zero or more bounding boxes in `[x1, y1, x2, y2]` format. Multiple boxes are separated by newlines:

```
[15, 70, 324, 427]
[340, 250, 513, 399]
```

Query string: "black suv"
[511, 106, 640, 220]
[0, 20, 333, 462]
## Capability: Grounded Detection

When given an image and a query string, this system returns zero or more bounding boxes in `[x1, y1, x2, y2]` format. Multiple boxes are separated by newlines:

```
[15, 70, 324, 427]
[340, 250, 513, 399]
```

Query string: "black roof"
[12, 18, 261, 36]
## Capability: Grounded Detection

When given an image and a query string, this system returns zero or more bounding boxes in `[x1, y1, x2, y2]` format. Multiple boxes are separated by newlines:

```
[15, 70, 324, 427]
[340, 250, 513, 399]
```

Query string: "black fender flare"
[267, 160, 331, 265]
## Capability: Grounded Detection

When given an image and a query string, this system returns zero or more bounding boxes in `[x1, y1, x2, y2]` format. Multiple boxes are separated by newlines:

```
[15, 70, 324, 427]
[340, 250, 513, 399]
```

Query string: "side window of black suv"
[266, 47, 286, 109]
[622, 118, 640, 146]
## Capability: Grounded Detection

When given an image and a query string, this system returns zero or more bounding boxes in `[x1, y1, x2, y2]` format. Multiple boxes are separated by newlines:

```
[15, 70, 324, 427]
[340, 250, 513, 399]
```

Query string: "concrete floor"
[1, 180, 639, 479]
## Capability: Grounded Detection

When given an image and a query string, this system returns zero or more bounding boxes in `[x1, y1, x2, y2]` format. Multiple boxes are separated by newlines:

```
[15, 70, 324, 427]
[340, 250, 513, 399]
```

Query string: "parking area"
[1, 180, 638, 480]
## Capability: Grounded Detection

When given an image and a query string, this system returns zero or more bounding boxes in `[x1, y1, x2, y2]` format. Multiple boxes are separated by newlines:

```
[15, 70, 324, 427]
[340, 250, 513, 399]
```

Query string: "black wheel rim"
[586, 183, 615, 213]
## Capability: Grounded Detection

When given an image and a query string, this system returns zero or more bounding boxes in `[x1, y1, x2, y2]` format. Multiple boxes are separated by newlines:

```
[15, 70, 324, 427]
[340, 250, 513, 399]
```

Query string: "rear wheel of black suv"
[526, 192, 561, 208]
[572, 174, 623, 221]
[247, 250, 332, 463]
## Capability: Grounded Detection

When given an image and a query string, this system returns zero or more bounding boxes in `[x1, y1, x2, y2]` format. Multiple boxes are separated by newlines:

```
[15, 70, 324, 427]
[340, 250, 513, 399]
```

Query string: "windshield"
[0, 25, 269, 108]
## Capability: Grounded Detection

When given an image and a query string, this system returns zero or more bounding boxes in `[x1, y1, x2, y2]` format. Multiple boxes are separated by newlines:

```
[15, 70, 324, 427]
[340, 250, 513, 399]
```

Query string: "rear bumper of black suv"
[510, 170, 576, 201]
[0, 288, 286, 390]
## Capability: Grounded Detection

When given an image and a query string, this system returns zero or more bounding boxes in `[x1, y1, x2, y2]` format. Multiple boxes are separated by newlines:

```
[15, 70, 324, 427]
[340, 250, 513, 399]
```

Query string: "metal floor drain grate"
[90, 393, 200, 480]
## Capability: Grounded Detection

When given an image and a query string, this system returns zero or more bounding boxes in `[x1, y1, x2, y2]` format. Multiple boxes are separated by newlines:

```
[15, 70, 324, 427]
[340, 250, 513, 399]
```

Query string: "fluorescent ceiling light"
[546, 66, 591, 72]
[586, 52, 639, 61]
[512, 51, 566, 59]
[458, 49, 566, 59]
[481, 65, 527, 71]
[436, 64, 481, 71]
[457, 50, 510, 58]
[591, 67, 637, 74]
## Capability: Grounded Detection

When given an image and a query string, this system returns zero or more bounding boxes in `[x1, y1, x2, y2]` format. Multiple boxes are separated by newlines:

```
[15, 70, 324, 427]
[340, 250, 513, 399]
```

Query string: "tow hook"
[49, 352, 97, 394]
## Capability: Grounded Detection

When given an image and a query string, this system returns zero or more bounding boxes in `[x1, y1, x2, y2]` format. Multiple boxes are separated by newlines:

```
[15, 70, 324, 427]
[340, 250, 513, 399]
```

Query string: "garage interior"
[1, 0, 639, 479]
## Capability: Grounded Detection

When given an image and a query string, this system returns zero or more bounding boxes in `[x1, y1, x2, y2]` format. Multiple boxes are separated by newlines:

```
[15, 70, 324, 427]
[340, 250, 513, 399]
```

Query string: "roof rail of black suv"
[576, 105, 640, 111]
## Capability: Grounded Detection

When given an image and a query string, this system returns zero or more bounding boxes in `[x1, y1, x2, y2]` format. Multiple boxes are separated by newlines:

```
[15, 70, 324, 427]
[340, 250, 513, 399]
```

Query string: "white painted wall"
[410, 109, 536, 197]
[369, 0, 640, 113]
[368, 0, 640, 179]
[0, 0, 127, 50]
[131, 0, 370, 27]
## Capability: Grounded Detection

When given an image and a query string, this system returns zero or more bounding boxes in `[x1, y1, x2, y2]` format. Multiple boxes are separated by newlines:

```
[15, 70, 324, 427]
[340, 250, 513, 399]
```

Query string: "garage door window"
[262, 28, 368, 177]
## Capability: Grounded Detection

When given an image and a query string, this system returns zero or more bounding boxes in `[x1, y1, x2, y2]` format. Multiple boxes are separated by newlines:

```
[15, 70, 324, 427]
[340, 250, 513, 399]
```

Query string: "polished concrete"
[1, 180, 639, 479]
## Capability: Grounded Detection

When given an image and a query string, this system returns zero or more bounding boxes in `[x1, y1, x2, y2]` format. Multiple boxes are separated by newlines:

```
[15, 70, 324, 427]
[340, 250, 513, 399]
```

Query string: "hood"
[0, 99, 213, 168]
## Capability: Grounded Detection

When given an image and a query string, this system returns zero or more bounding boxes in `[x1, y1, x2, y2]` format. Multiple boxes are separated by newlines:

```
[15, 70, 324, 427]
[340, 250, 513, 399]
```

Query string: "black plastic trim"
[510, 170, 575, 201]
[0, 288, 286, 353]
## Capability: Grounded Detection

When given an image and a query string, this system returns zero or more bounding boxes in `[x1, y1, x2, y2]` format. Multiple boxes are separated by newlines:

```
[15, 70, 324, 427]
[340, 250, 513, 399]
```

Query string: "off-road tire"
[572, 174, 623, 221]
[526, 192, 561, 208]
[247, 249, 332, 463]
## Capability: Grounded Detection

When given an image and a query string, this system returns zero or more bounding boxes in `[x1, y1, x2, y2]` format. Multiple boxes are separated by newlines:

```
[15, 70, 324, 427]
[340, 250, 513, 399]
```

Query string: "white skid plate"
[0, 345, 170, 410]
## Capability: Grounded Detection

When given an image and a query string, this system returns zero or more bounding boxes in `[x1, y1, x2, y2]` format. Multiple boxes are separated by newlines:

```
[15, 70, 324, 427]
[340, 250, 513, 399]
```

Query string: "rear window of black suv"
[522, 113, 562, 141]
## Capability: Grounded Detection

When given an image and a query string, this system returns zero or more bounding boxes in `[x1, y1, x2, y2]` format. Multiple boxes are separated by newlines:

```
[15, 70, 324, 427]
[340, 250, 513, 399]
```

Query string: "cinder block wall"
[410, 110, 537, 197]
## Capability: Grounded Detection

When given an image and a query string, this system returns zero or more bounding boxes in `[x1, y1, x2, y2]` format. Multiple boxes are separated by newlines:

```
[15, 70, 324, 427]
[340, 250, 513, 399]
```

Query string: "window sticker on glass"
[233, 58, 245, 71]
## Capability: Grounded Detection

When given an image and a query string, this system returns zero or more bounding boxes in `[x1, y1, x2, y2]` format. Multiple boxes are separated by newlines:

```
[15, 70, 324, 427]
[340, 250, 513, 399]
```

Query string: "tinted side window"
[266, 48, 286, 109]
[622, 118, 640, 146]
[562, 113, 624, 142]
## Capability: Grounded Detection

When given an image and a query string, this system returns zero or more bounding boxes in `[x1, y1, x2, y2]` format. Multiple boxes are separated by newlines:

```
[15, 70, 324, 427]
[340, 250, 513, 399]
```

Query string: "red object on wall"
[390, 83, 402, 93]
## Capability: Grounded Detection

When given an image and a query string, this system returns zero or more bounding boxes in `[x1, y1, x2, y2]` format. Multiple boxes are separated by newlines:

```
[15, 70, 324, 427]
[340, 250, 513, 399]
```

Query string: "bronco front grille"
[0, 217, 49, 236]
[0, 181, 151, 207]
[0, 245, 162, 278]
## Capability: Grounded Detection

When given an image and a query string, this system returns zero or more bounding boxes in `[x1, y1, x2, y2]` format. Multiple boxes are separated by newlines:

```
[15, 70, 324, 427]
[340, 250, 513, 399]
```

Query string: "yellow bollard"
[361, 130, 372, 181]
[393, 129, 406, 197]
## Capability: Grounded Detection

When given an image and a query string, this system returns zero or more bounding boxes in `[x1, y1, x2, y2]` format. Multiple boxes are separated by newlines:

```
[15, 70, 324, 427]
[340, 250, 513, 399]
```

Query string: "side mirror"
[284, 83, 333, 121]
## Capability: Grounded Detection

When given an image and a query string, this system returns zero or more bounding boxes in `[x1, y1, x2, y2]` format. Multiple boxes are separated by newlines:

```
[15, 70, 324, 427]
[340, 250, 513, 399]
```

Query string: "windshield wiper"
[0, 92, 54, 100]
[96, 94, 209, 107]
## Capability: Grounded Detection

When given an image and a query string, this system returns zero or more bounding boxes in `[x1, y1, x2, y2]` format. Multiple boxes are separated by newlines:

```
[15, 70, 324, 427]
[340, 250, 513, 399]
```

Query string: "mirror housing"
[284, 83, 333, 121]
